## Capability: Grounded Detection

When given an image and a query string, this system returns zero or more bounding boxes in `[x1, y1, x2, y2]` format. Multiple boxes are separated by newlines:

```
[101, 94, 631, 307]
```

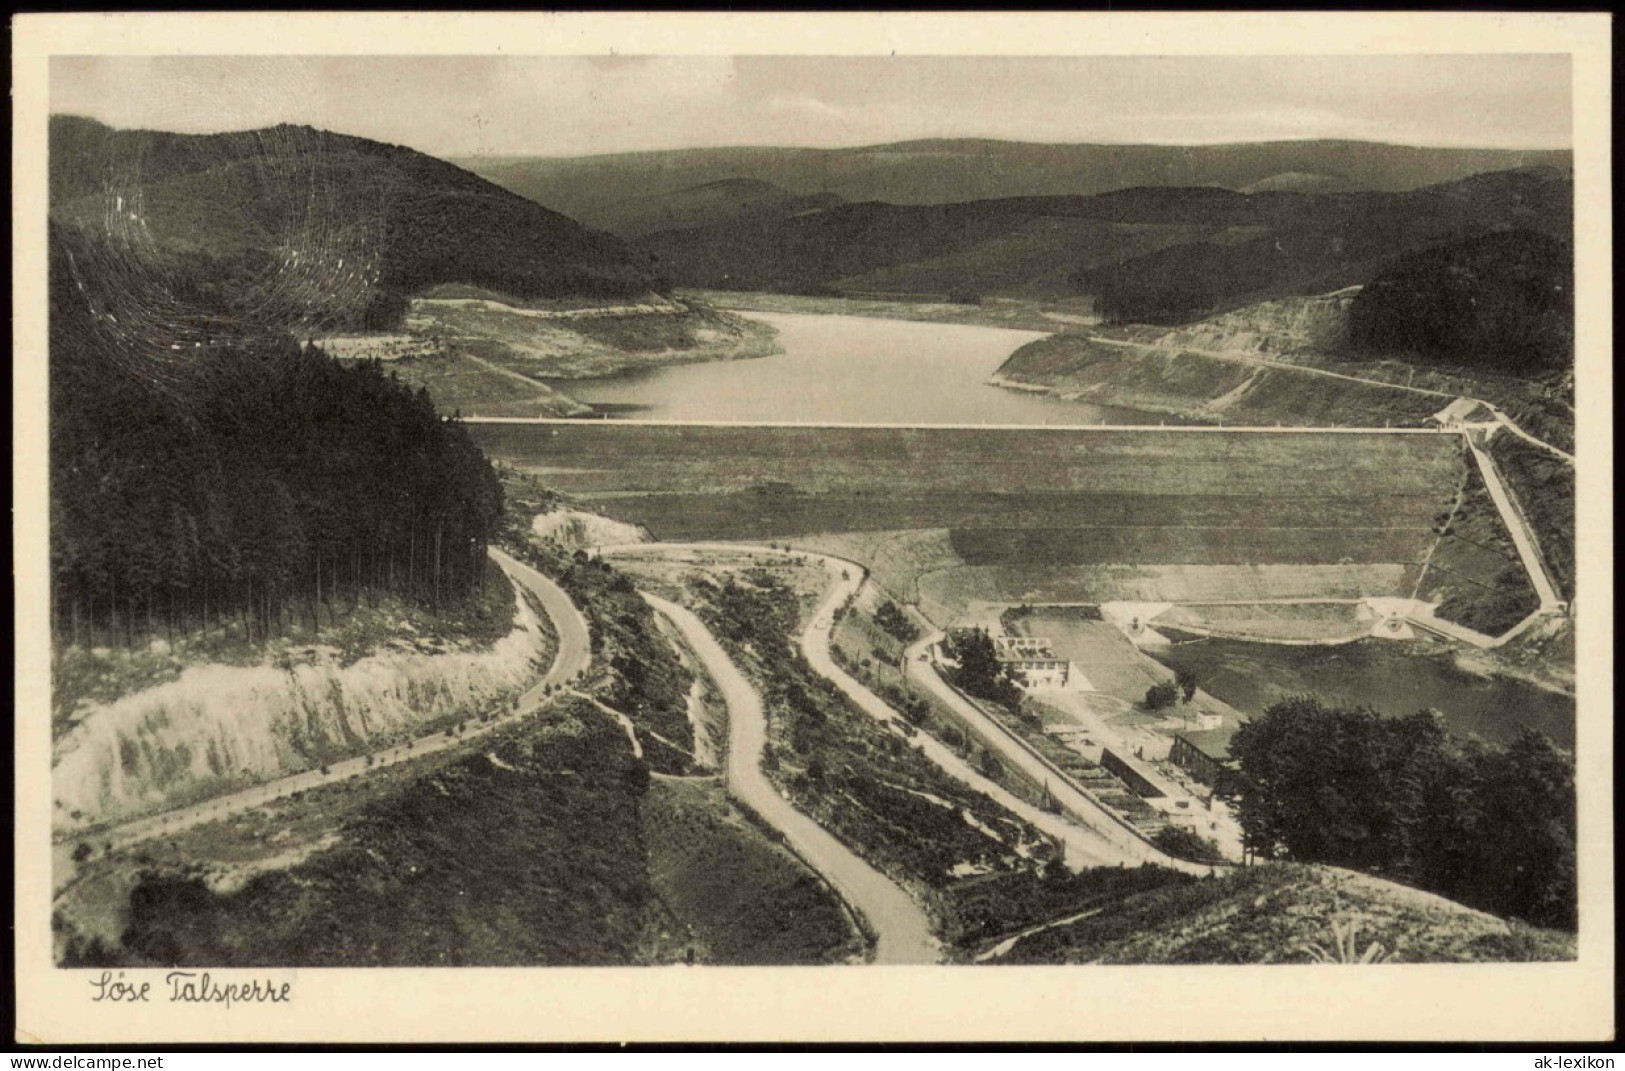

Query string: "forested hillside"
[1347, 228, 1572, 375]
[639, 167, 1571, 323]
[49, 116, 660, 331]
[463, 139, 1570, 235]
[581, 177, 846, 238]
[49, 223, 504, 648]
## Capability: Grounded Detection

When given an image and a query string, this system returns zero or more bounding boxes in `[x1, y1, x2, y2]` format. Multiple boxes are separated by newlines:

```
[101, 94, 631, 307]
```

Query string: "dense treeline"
[638, 166, 1570, 324]
[1347, 229, 1573, 375]
[62, 702, 659, 968]
[872, 600, 920, 644]
[50, 227, 504, 648]
[1223, 697, 1576, 930]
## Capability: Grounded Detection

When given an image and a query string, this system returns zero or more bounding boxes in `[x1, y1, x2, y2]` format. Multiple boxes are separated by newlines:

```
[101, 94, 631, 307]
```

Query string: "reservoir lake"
[549, 310, 1157, 425]
[1148, 637, 1574, 750]
[498, 311, 1573, 753]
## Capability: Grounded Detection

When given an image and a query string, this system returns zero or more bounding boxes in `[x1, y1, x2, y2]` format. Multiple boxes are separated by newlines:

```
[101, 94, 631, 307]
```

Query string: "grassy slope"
[373, 350, 592, 419]
[642, 776, 863, 964]
[994, 862, 1574, 964]
[553, 556, 699, 776]
[49, 117, 657, 331]
[52, 557, 527, 741]
[1488, 433, 1575, 602]
[1414, 453, 1543, 633]
[995, 332, 1446, 427]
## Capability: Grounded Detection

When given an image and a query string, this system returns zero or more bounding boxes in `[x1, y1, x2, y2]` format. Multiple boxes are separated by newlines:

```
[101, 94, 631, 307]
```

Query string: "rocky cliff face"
[52, 588, 549, 831]
[1129, 290, 1358, 358]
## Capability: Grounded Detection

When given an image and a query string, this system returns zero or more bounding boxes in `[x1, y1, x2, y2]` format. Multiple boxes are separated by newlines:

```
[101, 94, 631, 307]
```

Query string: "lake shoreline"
[541, 308, 1158, 425]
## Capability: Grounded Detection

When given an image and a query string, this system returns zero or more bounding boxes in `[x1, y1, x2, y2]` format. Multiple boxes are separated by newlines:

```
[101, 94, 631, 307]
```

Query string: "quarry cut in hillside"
[52, 585, 552, 832]
[1126, 290, 1358, 357]
[986, 283, 1467, 429]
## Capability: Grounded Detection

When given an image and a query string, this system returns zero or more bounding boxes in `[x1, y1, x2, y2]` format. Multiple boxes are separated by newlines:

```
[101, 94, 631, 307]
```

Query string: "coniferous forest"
[49, 223, 505, 649]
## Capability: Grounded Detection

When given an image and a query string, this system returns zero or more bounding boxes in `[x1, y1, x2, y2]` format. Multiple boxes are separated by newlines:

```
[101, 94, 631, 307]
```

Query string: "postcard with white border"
[13, 10, 1614, 1045]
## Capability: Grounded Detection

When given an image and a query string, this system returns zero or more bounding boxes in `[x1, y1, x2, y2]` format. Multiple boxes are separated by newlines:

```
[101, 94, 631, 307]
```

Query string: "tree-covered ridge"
[1223, 697, 1575, 931]
[638, 166, 1571, 324]
[48, 116, 661, 332]
[1347, 228, 1573, 376]
[50, 224, 504, 648]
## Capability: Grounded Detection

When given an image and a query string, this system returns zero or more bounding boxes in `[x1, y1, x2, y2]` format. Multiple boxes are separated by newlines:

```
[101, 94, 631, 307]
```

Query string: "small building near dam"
[1169, 734, 1232, 788]
[993, 636, 1070, 689]
[1100, 747, 1165, 799]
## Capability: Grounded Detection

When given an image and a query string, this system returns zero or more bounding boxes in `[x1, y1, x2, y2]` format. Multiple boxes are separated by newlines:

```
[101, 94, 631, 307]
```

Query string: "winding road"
[606, 540, 1229, 966]
[608, 542, 1210, 874]
[640, 590, 939, 965]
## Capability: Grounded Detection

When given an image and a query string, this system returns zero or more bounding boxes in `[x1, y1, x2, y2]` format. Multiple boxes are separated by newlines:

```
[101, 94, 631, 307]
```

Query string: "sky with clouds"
[51, 54, 1572, 158]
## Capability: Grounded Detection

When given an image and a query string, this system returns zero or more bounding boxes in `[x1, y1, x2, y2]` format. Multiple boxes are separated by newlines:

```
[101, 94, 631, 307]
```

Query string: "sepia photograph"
[12, 11, 1613, 1046]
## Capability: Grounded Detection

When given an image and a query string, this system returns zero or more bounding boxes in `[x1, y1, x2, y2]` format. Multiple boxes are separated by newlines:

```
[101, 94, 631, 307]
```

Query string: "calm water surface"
[551, 310, 1156, 425]
[1150, 638, 1574, 750]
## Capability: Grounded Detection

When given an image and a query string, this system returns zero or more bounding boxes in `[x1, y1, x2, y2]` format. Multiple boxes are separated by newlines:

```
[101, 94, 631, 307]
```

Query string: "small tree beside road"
[1176, 667, 1199, 703]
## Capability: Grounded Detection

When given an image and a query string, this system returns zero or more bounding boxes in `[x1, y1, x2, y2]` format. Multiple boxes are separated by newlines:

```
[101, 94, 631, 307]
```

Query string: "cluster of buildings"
[991, 636, 1070, 689]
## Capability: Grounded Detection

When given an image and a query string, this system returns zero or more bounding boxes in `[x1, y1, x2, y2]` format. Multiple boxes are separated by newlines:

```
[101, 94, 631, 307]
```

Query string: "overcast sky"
[51, 54, 1572, 158]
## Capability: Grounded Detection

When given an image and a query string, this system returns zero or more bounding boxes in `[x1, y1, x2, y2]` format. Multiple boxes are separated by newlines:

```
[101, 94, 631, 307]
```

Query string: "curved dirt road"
[56, 548, 591, 874]
[610, 542, 1200, 872]
[796, 567, 1138, 870]
[902, 630, 1214, 874]
[640, 590, 939, 965]
[489, 547, 593, 693]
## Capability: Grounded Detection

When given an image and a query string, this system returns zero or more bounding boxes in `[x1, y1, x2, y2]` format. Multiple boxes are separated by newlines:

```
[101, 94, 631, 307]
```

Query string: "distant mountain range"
[49, 115, 660, 331]
[47, 119, 1573, 333]
[638, 167, 1573, 323]
[576, 177, 845, 239]
[458, 138, 1570, 237]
